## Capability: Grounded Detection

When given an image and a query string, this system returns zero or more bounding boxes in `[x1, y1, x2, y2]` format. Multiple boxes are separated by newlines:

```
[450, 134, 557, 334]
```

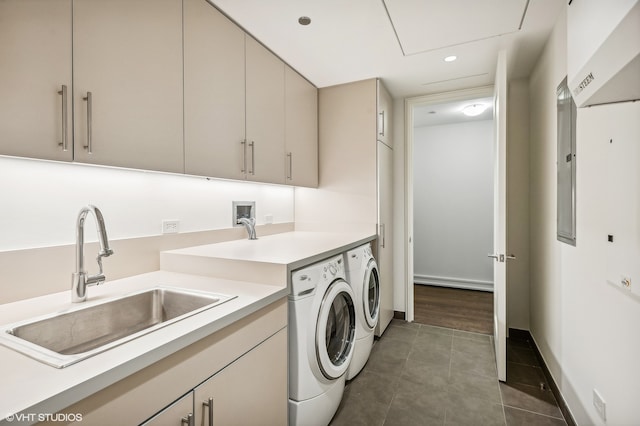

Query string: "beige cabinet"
[377, 79, 394, 148]
[0, 0, 72, 161]
[245, 36, 286, 185]
[183, 0, 246, 180]
[142, 391, 194, 426]
[285, 66, 318, 188]
[72, 0, 184, 173]
[376, 140, 394, 336]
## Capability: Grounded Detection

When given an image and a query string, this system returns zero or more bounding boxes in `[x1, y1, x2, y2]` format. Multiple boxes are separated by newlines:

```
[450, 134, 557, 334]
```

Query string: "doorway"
[404, 86, 496, 328]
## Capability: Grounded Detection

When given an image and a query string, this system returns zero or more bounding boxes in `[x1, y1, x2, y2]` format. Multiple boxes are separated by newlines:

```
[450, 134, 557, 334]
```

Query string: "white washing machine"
[289, 254, 357, 426]
[344, 243, 380, 380]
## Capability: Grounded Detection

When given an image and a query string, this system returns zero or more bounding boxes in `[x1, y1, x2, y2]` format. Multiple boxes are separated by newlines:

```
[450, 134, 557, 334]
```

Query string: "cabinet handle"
[57, 85, 68, 151]
[379, 110, 385, 137]
[249, 141, 255, 175]
[380, 223, 386, 248]
[181, 413, 194, 426]
[83, 92, 93, 153]
[286, 152, 292, 180]
[241, 140, 247, 173]
[203, 398, 214, 426]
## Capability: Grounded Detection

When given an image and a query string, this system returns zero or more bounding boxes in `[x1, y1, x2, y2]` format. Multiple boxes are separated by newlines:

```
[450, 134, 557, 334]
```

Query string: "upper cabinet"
[377, 79, 393, 148]
[285, 66, 318, 188]
[0, 0, 73, 162]
[1, 0, 317, 185]
[72, 0, 184, 173]
[245, 36, 286, 185]
[183, 0, 246, 181]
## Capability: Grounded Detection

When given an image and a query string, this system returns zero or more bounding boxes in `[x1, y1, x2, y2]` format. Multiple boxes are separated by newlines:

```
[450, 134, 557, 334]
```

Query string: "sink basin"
[0, 287, 235, 368]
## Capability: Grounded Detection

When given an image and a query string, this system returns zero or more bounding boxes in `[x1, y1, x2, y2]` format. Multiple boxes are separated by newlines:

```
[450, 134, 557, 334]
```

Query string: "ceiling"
[414, 96, 494, 127]
[208, 0, 563, 99]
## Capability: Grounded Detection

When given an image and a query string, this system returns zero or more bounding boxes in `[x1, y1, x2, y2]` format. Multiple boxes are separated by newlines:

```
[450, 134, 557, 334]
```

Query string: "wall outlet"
[162, 220, 179, 234]
[593, 389, 606, 421]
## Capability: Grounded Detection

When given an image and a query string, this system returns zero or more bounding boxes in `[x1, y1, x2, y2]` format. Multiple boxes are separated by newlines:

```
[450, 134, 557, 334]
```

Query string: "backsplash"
[0, 156, 294, 251]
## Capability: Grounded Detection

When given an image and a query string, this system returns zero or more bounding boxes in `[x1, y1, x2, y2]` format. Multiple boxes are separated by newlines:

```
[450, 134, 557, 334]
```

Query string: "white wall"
[0, 156, 294, 251]
[412, 120, 494, 290]
[529, 6, 640, 424]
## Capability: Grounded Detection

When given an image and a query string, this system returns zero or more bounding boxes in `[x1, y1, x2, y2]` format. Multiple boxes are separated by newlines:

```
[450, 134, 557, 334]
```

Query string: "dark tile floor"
[331, 320, 567, 426]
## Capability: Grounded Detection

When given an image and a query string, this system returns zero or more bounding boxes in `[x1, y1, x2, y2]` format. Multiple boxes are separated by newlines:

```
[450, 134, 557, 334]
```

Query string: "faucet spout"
[71, 205, 114, 303]
[238, 217, 258, 240]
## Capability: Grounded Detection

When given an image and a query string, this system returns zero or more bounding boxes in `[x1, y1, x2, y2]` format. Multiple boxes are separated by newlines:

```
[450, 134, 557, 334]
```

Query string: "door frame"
[403, 85, 495, 323]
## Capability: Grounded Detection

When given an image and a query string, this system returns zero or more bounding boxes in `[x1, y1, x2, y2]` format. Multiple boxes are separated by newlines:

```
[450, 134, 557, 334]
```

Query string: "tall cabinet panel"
[285, 66, 318, 188]
[0, 0, 72, 161]
[245, 36, 286, 185]
[73, 0, 184, 173]
[183, 0, 246, 180]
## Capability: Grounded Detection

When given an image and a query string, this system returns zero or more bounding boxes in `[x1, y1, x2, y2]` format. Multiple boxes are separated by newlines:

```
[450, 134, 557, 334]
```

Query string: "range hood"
[569, 2, 639, 107]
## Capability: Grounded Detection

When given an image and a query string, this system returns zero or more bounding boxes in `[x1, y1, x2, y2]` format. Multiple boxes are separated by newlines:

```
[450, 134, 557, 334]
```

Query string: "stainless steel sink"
[0, 287, 235, 368]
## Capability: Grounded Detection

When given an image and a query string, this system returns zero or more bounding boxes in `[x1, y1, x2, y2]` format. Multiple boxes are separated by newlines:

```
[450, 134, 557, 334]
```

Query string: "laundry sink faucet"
[238, 217, 258, 240]
[71, 205, 114, 303]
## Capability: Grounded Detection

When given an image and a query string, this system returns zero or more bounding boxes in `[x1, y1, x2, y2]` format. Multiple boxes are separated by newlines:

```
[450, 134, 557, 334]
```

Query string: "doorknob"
[487, 254, 499, 260]
[506, 254, 517, 260]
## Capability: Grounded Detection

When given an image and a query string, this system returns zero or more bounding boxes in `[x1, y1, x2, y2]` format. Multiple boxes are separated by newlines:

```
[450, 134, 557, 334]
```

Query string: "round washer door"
[363, 259, 380, 329]
[316, 279, 356, 380]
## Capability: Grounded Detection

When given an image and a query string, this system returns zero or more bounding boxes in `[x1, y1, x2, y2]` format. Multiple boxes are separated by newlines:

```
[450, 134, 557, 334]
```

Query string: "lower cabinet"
[143, 328, 287, 426]
[40, 299, 287, 426]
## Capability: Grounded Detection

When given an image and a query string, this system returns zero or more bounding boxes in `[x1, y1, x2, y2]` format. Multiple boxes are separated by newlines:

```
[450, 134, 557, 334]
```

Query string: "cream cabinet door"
[141, 391, 194, 426]
[245, 36, 286, 185]
[376, 141, 394, 336]
[193, 328, 287, 426]
[73, 0, 183, 173]
[377, 80, 393, 148]
[285, 66, 318, 188]
[184, 0, 246, 180]
[0, 0, 72, 161]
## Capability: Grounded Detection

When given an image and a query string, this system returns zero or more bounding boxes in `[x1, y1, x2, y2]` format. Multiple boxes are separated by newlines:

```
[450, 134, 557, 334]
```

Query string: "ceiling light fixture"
[444, 55, 457, 62]
[462, 103, 488, 117]
[298, 16, 311, 26]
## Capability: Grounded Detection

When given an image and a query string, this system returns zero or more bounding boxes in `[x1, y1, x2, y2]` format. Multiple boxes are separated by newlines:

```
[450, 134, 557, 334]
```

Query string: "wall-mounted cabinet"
[377, 79, 393, 149]
[72, 0, 184, 173]
[285, 66, 319, 187]
[1, 0, 318, 187]
[0, 0, 73, 162]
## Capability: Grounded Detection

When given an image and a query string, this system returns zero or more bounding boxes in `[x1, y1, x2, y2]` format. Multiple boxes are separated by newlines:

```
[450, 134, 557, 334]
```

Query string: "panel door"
[73, 0, 184, 173]
[0, 0, 72, 161]
[184, 0, 246, 180]
[285, 66, 318, 188]
[376, 141, 394, 336]
[377, 80, 393, 148]
[193, 328, 287, 426]
[245, 36, 286, 185]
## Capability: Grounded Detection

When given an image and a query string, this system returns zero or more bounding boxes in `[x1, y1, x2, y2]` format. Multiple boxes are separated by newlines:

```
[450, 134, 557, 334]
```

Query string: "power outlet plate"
[162, 220, 179, 234]
[593, 389, 606, 421]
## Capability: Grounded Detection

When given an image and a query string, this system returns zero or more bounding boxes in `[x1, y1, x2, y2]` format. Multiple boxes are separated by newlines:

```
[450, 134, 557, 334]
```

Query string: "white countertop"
[0, 271, 287, 423]
[163, 231, 376, 272]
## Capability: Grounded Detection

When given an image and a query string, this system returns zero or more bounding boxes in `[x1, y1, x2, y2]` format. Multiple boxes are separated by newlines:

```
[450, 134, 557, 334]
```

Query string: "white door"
[491, 50, 508, 382]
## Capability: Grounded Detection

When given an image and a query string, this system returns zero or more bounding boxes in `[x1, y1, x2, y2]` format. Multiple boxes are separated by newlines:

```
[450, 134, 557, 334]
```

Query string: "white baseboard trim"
[414, 274, 494, 292]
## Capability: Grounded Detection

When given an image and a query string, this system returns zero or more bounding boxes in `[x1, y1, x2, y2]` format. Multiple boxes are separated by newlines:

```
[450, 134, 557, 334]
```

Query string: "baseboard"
[414, 274, 493, 292]
[509, 328, 576, 426]
[393, 311, 405, 320]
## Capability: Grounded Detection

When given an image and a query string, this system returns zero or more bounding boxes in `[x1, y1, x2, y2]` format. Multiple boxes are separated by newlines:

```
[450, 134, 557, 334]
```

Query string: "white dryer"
[344, 243, 380, 380]
[289, 254, 357, 426]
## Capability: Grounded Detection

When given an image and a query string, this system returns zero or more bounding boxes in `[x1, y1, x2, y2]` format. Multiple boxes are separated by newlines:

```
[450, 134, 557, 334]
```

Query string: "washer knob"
[329, 264, 337, 275]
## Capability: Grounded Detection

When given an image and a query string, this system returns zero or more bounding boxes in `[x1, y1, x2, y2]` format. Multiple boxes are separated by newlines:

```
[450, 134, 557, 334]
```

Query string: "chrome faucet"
[238, 217, 257, 240]
[71, 205, 114, 303]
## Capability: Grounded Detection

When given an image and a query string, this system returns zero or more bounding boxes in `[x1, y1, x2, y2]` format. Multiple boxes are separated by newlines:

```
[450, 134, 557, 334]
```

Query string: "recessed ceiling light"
[298, 16, 311, 26]
[462, 104, 488, 116]
[444, 55, 457, 62]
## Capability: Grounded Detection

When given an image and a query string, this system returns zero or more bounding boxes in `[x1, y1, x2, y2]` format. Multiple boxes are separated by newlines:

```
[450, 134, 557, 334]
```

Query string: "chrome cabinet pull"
[241, 140, 247, 173]
[249, 141, 255, 175]
[83, 92, 93, 153]
[286, 152, 292, 180]
[57, 85, 68, 151]
[379, 110, 385, 137]
[181, 413, 194, 426]
[380, 223, 386, 248]
[203, 398, 214, 426]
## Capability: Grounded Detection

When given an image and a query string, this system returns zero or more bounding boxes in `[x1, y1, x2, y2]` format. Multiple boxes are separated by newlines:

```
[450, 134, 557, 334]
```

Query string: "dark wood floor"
[413, 284, 493, 334]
